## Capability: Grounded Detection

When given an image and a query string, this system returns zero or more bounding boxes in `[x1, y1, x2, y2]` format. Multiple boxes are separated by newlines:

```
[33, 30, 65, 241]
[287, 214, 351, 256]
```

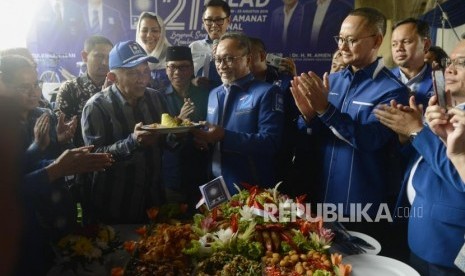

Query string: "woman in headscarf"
[135, 12, 171, 90]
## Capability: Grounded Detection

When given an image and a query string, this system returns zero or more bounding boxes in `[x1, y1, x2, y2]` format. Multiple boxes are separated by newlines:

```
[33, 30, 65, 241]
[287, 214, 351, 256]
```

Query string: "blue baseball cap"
[109, 40, 158, 70]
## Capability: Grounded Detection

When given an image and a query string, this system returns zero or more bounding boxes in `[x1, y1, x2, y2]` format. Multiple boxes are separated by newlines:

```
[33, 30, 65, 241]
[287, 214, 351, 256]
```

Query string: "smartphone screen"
[432, 70, 447, 109]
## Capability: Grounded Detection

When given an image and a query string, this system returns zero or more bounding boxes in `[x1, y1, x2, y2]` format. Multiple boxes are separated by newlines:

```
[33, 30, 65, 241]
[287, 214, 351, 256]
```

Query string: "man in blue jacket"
[391, 18, 433, 109]
[376, 40, 465, 276]
[292, 7, 408, 218]
[192, 32, 284, 194]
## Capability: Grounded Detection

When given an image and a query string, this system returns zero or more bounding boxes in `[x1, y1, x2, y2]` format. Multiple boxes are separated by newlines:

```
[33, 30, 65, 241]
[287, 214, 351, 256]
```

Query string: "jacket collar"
[226, 73, 254, 91]
[343, 57, 385, 79]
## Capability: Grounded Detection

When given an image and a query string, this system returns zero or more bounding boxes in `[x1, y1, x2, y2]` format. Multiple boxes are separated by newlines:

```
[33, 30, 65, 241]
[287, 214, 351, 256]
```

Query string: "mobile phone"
[266, 53, 284, 68]
[432, 70, 447, 109]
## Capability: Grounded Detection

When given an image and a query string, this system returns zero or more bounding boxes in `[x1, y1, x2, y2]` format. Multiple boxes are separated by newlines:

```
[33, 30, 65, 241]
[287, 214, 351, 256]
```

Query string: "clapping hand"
[57, 113, 77, 144]
[179, 98, 195, 120]
[34, 113, 51, 151]
[374, 96, 424, 143]
[290, 71, 330, 121]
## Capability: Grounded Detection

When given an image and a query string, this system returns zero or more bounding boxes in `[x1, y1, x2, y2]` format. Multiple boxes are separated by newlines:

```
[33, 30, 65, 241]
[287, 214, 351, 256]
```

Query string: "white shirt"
[189, 39, 213, 74]
[310, 0, 332, 45]
[399, 64, 428, 94]
[407, 157, 422, 204]
[282, 2, 298, 43]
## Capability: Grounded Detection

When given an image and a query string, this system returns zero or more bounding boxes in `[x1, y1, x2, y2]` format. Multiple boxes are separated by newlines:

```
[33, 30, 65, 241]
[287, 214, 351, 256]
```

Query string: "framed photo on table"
[199, 176, 231, 210]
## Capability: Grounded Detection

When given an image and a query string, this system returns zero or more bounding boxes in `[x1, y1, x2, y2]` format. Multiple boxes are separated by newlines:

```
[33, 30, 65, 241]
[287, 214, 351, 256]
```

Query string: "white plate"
[141, 123, 203, 134]
[348, 231, 382, 255]
[344, 254, 420, 276]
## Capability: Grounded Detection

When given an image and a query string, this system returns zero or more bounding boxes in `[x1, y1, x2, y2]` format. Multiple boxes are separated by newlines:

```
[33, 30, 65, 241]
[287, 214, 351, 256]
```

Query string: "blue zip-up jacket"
[403, 126, 465, 268]
[301, 58, 409, 215]
[391, 63, 433, 108]
[207, 74, 284, 193]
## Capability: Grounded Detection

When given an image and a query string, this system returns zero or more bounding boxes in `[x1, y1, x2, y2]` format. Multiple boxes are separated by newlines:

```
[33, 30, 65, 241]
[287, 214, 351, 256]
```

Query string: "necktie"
[91, 10, 100, 34]
[211, 86, 229, 177]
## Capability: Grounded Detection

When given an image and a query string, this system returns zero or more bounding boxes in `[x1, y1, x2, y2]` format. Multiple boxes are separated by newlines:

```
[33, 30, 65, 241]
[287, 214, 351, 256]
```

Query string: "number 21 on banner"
[162, 0, 202, 31]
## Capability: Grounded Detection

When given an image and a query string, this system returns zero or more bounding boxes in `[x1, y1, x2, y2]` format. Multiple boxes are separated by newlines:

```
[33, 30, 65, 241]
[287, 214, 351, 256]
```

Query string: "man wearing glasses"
[374, 40, 465, 275]
[291, 7, 408, 240]
[189, 0, 231, 82]
[159, 46, 209, 208]
[192, 32, 284, 194]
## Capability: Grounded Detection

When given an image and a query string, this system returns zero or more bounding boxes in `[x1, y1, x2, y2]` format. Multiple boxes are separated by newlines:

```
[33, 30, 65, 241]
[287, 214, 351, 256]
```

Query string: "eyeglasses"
[213, 55, 246, 66]
[12, 80, 43, 95]
[166, 64, 192, 72]
[203, 17, 228, 26]
[334, 34, 377, 48]
[442, 57, 465, 69]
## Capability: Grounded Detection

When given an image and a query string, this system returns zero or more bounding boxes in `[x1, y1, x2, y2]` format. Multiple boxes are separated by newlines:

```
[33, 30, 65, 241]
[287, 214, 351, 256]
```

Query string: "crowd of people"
[1, 0, 465, 275]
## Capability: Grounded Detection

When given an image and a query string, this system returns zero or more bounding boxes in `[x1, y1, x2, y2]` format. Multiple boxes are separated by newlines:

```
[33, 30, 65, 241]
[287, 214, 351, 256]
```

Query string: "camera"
[266, 54, 284, 68]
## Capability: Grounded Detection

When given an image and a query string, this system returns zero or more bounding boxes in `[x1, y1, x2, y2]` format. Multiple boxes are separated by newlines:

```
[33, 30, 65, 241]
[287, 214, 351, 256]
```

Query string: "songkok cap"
[166, 46, 193, 62]
[109, 40, 158, 70]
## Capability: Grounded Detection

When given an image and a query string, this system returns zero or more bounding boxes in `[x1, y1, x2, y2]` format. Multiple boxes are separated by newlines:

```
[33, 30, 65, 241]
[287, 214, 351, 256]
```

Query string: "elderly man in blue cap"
[81, 40, 168, 223]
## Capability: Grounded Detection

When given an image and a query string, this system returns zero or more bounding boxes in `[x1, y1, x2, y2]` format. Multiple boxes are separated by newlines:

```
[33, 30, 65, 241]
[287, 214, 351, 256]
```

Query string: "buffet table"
[46, 184, 420, 276]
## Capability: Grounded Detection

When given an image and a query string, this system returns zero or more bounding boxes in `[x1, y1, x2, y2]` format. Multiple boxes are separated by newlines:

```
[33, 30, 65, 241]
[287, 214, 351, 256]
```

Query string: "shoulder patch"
[274, 92, 284, 112]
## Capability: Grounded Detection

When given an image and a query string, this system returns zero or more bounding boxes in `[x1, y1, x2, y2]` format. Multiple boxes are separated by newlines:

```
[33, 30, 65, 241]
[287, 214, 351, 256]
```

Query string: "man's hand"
[290, 76, 316, 122]
[57, 113, 77, 144]
[34, 113, 51, 151]
[425, 95, 451, 141]
[446, 108, 465, 158]
[279, 58, 297, 76]
[179, 98, 195, 120]
[297, 71, 330, 114]
[133, 122, 159, 147]
[191, 122, 225, 144]
[46, 145, 113, 182]
[374, 96, 424, 141]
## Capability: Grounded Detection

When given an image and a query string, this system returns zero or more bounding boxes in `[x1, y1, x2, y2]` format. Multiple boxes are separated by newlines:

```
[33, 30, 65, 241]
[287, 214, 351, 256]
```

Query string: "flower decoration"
[54, 224, 121, 272]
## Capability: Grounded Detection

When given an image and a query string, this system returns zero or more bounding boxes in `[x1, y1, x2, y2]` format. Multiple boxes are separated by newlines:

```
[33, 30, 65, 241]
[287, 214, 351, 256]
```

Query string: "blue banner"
[28, 0, 353, 81]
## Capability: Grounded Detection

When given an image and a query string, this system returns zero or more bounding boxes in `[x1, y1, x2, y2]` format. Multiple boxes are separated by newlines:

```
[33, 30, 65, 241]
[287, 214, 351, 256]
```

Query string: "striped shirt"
[81, 84, 167, 223]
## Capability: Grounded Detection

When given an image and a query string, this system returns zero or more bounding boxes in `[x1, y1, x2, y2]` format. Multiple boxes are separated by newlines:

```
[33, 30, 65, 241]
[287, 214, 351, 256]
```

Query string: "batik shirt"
[55, 74, 102, 146]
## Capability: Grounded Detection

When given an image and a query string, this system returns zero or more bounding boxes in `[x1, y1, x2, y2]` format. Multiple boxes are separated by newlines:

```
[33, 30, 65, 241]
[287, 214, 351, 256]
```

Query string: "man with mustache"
[391, 18, 433, 109]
